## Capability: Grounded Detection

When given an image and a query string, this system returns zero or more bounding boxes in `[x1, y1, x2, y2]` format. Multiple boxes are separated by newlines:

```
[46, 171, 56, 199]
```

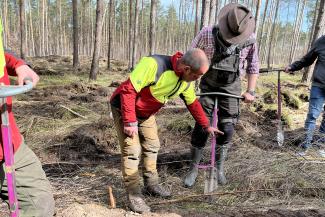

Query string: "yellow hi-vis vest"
[0, 22, 5, 78]
[129, 56, 196, 105]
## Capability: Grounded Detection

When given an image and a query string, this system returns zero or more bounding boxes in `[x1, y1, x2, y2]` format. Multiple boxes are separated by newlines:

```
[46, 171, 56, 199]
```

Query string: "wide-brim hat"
[218, 3, 255, 44]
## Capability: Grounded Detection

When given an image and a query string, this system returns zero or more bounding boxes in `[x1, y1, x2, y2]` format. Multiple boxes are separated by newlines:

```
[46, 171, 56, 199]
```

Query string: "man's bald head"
[181, 48, 210, 72]
[179, 48, 210, 82]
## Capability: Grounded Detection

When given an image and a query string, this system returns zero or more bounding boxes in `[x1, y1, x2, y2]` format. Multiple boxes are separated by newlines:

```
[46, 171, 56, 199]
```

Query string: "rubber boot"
[216, 145, 228, 185]
[184, 147, 203, 187]
[215, 122, 234, 185]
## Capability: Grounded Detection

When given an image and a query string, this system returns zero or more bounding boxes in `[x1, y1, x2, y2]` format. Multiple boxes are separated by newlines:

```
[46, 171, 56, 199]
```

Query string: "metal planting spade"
[196, 92, 243, 195]
[277, 70, 284, 147]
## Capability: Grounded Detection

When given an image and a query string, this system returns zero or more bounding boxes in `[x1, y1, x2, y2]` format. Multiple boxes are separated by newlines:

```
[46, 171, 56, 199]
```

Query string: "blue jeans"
[304, 86, 325, 148]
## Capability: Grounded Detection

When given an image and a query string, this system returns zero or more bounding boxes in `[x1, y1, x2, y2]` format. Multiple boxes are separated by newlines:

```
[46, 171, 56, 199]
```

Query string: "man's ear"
[184, 65, 191, 72]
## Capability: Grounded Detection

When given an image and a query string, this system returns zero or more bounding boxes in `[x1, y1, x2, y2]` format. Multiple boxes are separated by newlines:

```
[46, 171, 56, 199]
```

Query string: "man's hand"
[242, 91, 255, 103]
[124, 126, 138, 138]
[285, 66, 292, 73]
[15, 65, 39, 87]
[205, 126, 224, 136]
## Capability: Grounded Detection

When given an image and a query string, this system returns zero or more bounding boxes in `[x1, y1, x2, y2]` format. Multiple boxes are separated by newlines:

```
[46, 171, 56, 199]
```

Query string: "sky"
[161, 0, 173, 7]
[159, 0, 312, 32]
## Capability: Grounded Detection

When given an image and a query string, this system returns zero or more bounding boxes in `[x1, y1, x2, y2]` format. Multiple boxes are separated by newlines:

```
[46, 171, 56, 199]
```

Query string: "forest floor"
[1, 55, 325, 217]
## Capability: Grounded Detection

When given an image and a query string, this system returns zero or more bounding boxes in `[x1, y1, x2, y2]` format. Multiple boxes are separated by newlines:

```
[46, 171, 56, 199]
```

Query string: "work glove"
[204, 126, 224, 136]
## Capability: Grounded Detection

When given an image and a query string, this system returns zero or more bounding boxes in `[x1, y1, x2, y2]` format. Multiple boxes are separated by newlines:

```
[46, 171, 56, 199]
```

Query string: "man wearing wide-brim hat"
[184, 3, 260, 187]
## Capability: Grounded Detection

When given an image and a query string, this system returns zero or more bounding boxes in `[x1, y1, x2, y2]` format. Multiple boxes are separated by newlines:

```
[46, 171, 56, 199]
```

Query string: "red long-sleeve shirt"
[0, 52, 26, 161]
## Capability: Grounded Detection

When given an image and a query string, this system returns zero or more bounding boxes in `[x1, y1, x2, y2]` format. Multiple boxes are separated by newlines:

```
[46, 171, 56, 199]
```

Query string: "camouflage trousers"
[111, 106, 161, 194]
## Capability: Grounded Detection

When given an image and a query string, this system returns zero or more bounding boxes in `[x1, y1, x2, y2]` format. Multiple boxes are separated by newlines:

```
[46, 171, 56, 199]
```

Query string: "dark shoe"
[300, 140, 311, 150]
[144, 184, 171, 198]
[184, 147, 203, 187]
[313, 133, 325, 148]
[296, 140, 311, 157]
[128, 193, 151, 213]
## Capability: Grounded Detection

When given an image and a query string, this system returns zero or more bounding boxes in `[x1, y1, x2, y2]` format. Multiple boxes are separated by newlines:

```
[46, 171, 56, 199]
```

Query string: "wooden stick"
[108, 186, 116, 208]
[59, 104, 87, 119]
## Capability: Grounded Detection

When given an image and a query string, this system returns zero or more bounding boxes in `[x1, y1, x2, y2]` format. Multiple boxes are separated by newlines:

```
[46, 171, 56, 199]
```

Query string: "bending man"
[110, 48, 222, 213]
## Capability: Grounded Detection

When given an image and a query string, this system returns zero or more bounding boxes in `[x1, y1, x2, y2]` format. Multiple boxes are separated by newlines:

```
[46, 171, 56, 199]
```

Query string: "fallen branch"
[59, 104, 87, 119]
[42, 159, 190, 167]
[42, 161, 94, 166]
[149, 187, 325, 205]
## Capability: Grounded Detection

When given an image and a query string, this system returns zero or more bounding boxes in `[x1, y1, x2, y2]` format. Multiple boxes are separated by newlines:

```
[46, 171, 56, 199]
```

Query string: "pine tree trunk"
[91, 1, 94, 55]
[194, 0, 200, 36]
[255, 0, 261, 34]
[258, 0, 269, 53]
[107, 0, 114, 70]
[306, 0, 319, 52]
[149, 0, 157, 55]
[3, 0, 8, 47]
[209, 0, 217, 26]
[261, 0, 275, 63]
[73, 0, 79, 69]
[201, 0, 210, 29]
[19, 0, 26, 59]
[128, 0, 133, 69]
[267, 0, 280, 69]
[280, 4, 290, 63]
[45, 0, 49, 55]
[28, 0, 35, 56]
[302, 0, 325, 83]
[291, 0, 307, 62]
[58, 0, 63, 55]
[121, 1, 126, 60]
[131, 0, 140, 69]
[41, 0, 45, 56]
[90, 0, 104, 80]
[289, 0, 302, 63]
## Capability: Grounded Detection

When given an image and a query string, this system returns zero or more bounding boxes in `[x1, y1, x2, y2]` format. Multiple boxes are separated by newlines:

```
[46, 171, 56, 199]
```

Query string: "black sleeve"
[290, 38, 321, 71]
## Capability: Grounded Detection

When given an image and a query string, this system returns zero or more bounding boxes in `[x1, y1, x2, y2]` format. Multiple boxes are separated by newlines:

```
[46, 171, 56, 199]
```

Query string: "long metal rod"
[1, 98, 19, 217]
[278, 70, 282, 120]
[210, 97, 218, 168]
[196, 92, 244, 99]
[259, 68, 285, 73]
[207, 97, 218, 193]
[0, 81, 32, 98]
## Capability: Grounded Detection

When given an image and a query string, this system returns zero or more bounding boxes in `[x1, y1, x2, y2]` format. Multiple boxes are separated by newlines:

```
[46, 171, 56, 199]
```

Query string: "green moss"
[166, 114, 194, 134]
[263, 107, 292, 128]
[263, 89, 277, 104]
[282, 90, 302, 109]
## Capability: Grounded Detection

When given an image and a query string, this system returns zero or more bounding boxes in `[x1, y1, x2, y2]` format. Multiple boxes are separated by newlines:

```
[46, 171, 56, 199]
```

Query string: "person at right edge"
[184, 3, 260, 187]
[285, 35, 325, 156]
